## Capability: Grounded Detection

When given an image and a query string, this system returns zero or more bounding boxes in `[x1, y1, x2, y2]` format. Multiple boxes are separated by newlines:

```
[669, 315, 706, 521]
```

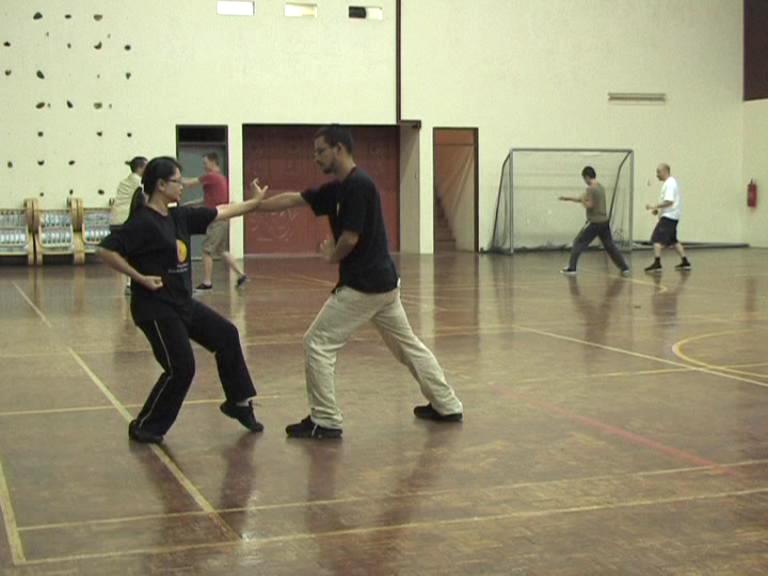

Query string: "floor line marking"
[12, 282, 53, 328]
[18, 486, 768, 566]
[66, 347, 239, 543]
[672, 329, 768, 380]
[0, 394, 298, 419]
[514, 324, 768, 390]
[18, 456, 768, 533]
[521, 396, 738, 476]
[0, 455, 25, 564]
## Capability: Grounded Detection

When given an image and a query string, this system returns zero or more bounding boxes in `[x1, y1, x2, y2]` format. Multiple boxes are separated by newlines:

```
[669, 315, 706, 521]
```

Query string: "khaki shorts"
[202, 220, 229, 256]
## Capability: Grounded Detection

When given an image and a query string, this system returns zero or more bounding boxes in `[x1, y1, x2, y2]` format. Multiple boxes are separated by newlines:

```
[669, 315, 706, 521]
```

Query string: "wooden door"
[243, 125, 399, 254]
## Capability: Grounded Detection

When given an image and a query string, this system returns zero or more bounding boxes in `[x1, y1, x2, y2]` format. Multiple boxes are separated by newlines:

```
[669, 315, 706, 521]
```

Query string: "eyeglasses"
[165, 178, 183, 185]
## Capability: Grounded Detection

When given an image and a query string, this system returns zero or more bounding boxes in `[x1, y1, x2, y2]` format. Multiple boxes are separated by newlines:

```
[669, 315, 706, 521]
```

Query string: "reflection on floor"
[1, 248, 768, 575]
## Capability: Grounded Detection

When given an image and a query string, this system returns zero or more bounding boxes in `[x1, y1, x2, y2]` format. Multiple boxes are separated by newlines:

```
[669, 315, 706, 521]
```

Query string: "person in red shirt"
[182, 153, 248, 290]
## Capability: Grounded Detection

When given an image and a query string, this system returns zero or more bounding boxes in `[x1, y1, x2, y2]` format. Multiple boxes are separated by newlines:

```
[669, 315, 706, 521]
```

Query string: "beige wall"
[0, 1, 751, 256]
[0, 0, 396, 256]
[402, 0, 744, 252]
[743, 100, 768, 247]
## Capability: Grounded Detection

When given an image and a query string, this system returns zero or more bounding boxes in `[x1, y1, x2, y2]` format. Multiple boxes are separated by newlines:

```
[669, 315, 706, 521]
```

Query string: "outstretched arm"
[559, 192, 592, 207]
[254, 192, 309, 212]
[214, 179, 268, 221]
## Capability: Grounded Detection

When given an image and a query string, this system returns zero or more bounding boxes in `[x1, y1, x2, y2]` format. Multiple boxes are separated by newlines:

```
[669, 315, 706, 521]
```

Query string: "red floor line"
[524, 397, 740, 477]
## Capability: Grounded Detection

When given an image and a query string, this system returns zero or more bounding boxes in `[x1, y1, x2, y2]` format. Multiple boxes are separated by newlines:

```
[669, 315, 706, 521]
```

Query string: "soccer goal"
[487, 148, 633, 253]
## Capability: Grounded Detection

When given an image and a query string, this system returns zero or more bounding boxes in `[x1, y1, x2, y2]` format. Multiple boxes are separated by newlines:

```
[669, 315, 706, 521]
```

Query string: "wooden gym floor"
[1, 248, 768, 575]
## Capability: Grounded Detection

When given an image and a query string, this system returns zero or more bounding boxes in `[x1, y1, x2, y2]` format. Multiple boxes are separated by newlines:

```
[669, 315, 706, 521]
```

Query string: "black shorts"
[651, 217, 679, 246]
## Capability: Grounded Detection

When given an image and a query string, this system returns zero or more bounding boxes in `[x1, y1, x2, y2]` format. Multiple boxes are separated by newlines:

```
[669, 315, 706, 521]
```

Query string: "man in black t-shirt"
[255, 125, 464, 439]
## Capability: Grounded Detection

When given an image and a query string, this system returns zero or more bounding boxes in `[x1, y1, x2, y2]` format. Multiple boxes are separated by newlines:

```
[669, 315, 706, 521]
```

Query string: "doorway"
[433, 128, 478, 252]
[176, 125, 228, 260]
[241, 125, 400, 255]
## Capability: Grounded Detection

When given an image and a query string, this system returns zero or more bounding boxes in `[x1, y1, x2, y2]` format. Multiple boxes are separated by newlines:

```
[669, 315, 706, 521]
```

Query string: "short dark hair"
[314, 124, 354, 154]
[126, 156, 147, 173]
[581, 166, 596, 179]
[203, 152, 220, 166]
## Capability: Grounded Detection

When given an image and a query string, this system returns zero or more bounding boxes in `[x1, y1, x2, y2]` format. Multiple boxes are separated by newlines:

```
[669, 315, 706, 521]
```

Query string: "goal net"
[488, 148, 633, 253]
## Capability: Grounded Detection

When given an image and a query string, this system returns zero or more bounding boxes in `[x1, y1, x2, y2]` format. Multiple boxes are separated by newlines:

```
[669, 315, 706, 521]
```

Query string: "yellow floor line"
[18, 485, 768, 566]
[514, 324, 768, 389]
[66, 347, 239, 544]
[672, 329, 768, 380]
[12, 282, 53, 328]
[18, 456, 768, 534]
[0, 456, 25, 564]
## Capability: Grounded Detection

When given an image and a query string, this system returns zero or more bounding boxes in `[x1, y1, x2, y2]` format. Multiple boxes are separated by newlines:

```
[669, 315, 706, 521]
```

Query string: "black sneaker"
[195, 283, 213, 291]
[644, 261, 662, 274]
[236, 275, 249, 288]
[128, 419, 163, 444]
[560, 268, 577, 276]
[413, 404, 463, 422]
[674, 261, 692, 271]
[285, 416, 342, 439]
[220, 400, 264, 433]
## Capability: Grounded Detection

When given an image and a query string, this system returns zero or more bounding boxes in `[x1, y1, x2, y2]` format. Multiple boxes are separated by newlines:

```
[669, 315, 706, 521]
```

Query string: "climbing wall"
[0, 3, 152, 208]
[0, 0, 396, 211]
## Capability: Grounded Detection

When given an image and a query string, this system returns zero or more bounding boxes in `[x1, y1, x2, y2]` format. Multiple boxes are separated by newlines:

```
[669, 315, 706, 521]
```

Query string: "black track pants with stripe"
[135, 299, 256, 435]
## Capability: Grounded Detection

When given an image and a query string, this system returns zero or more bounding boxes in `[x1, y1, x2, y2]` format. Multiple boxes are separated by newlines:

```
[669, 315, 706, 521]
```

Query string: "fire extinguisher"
[748, 179, 758, 208]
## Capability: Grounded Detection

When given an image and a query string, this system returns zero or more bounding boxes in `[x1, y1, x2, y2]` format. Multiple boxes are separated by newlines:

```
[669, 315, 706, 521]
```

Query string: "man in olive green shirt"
[559, 166, 630, 276]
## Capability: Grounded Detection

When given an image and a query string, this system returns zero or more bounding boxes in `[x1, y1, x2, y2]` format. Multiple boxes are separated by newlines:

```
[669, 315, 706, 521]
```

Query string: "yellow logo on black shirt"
[177, 240, 188, 263]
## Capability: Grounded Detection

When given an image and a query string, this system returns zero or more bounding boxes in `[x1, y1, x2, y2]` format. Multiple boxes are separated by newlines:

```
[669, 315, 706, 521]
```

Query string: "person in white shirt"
[643, 163, 691, 273]
[111, 156, 147, 292]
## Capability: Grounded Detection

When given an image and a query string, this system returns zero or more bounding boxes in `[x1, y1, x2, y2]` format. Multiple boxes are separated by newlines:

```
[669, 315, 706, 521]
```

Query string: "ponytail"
[127, 156, 182, 219]
[128, 186, 147, 219]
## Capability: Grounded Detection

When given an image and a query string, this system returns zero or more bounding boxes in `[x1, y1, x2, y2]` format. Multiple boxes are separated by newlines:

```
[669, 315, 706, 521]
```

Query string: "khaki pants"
[202, 220, 229, 256]
[304, 286, 463, 428]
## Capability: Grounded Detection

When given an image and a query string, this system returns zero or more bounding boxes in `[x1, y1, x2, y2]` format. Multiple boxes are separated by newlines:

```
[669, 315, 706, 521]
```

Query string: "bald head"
[656, 163, 671, 181]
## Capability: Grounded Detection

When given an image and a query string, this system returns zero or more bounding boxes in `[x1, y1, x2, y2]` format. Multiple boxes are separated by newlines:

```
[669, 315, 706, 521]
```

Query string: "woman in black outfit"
[98, 156, 267, 444]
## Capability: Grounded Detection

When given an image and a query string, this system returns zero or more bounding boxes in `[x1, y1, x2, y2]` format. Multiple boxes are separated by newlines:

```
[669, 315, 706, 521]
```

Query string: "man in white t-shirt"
[644, 163, 691, 274]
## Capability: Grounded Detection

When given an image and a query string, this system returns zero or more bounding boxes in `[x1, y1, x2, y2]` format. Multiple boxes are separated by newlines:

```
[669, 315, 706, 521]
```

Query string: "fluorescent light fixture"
[285, 2, 317, 17]
[608, 92, 666, 103]
[217, 1, 255, 16]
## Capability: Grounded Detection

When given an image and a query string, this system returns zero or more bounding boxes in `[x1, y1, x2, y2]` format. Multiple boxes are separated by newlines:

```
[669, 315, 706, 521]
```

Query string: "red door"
[243, 125, 399, 254]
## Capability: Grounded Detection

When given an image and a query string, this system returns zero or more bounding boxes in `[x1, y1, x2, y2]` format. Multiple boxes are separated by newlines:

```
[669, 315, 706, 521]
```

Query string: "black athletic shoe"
[413, 404, 463, 422]
[644, 261, 662, 274]
[285, 416, 342, 439]
[195, 283, 213, 291]
[236, 275, 249, 288]
[128, 419, 163, 444]
[220, 401, 264, 433]
[674, 261, 692, 271]
[560, 268, 577, 276]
